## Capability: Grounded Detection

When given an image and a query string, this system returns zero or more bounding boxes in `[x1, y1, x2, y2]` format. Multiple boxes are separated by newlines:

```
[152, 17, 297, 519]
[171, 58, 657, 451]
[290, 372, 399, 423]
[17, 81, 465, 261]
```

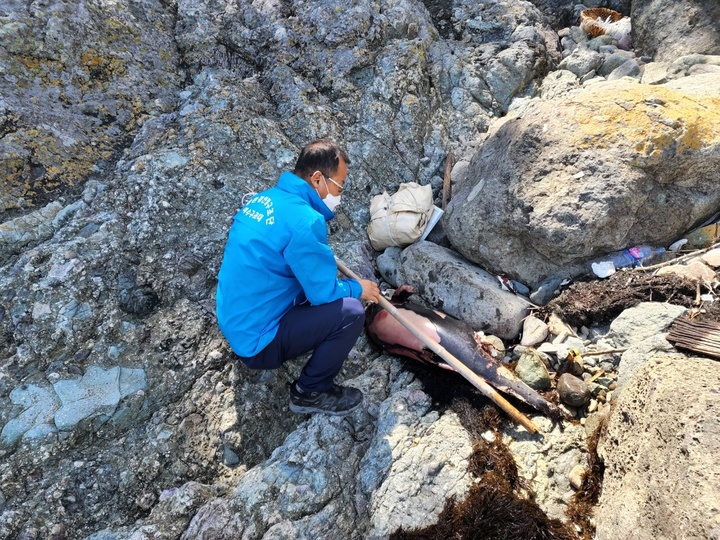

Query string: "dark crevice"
[420, 0, 457, 39]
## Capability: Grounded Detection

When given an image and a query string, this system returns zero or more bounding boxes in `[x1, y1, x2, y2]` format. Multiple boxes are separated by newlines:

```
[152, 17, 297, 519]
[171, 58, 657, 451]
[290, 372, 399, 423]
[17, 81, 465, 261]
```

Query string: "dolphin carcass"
[366, 287, 570, 420]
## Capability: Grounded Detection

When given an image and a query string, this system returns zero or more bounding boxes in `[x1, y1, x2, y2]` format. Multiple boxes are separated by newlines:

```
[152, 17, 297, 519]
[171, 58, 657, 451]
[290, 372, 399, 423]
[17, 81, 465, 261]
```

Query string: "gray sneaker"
[289, 382, 363, 416]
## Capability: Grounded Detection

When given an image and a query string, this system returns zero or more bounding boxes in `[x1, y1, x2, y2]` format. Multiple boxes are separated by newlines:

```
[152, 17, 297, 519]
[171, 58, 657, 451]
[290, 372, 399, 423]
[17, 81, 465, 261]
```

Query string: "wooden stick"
[441, 152, 453, 210]
[638, 239, 720, 272]
[336, 259, 541, 434]
[583, 348, 627, 357]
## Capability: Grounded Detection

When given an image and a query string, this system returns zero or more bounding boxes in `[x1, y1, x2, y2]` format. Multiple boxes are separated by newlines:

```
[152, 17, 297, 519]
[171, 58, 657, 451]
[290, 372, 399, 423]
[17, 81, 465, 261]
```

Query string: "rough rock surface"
[0, 0, 182, 216]
[507, 415, 588, 521]
[1, 0, 719, 538]
[632, 0, 720, 61]
[396, 241, 530, 339]
[444, 75, 720, 288]
[607, 301, 687, 347]
[596, 354, 720, 540]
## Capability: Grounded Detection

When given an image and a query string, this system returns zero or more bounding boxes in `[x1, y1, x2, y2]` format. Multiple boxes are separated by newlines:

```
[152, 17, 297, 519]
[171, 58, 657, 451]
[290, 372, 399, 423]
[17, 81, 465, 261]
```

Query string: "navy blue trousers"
[238, 298, 365, 392]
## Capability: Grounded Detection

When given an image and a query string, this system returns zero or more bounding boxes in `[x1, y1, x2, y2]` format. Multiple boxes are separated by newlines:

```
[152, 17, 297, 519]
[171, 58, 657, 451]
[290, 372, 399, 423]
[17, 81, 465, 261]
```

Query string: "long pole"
[336, 259, 540, 434]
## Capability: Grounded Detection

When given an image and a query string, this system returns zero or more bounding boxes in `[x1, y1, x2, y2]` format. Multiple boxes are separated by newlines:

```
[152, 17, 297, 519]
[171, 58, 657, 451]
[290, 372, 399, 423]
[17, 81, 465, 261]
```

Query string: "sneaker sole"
[289, 401, 362, 416]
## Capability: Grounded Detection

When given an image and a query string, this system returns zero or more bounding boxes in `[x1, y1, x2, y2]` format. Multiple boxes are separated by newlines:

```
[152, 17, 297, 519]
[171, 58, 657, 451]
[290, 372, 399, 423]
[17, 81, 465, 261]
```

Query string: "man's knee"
[342, 297, 365, 325]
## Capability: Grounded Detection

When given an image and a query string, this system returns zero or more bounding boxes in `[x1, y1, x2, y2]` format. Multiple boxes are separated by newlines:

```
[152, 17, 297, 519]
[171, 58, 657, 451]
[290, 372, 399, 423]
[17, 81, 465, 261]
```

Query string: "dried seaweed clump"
[390, 397, 578, 540]
[565, 426, 606, 540]
[539, 271, 697, 328]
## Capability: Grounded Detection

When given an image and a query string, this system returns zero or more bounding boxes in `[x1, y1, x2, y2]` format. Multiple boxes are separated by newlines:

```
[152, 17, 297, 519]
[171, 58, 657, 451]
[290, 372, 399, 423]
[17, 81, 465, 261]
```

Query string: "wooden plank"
[672, 343, 720, 360]
[672, 318, 720, 331]
[667, 331, 720, 347]
[672, 340, 720, 353]
[669, 335, 720, 349]
[667, 317, 720, 360]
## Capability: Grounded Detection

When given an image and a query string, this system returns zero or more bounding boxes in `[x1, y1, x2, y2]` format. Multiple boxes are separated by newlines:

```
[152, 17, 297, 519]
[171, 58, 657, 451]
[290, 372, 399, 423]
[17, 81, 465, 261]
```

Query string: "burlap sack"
[367, 182, 433, 251]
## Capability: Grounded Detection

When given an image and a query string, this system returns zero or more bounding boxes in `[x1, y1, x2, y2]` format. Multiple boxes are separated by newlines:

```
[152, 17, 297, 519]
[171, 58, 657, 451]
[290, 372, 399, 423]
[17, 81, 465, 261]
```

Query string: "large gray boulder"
[641, 54, 720, 86]
[632, 0, 720, 61]
[596, 354, 720, 540]
[396, 242, 530, 339]
[443, 75, 720, 288]
[608, 302, 687, 347]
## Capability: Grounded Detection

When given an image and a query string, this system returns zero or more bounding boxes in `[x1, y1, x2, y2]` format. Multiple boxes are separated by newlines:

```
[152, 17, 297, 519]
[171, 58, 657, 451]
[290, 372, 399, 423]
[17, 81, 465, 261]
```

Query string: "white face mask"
[318, 177, 342, 212]
[323, 192, 342, 212]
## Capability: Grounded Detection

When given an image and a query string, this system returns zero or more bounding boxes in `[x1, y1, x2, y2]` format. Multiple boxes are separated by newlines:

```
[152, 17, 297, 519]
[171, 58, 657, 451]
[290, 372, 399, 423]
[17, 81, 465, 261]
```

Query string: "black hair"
[293, 139, 350, 180]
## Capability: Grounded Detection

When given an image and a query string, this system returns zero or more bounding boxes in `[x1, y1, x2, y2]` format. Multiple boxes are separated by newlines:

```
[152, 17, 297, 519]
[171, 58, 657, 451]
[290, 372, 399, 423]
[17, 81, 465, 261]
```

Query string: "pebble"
[481, 430, 496, 443]
[530, 276, 563, 305]
[520, 315, 549, 347]
[223, 445, 240, 466]
[481, 334, 506, 357]
[538, 341, 562, 356]
[569, 464, 586, 490]
[556, 20, 645, 86]
[557, 373, 591, 407]
[547, 313, 576, 342]
[584, 411, 606, 437]
[510, 280, 530, 295]
[515, 349, 552, 391]
[49, 524, 66, 540]
[599, 360, 615, 372]
[701, 248, 720, 267]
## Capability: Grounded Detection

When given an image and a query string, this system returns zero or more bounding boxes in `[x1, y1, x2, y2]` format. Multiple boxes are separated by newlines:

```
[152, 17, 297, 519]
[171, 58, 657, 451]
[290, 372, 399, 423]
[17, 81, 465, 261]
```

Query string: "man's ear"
[310, 170, 324, 187]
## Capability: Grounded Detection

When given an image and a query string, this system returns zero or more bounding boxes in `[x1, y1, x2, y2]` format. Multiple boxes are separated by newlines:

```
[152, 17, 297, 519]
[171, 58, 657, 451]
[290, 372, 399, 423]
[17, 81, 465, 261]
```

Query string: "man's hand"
[358, 279, 381, 304]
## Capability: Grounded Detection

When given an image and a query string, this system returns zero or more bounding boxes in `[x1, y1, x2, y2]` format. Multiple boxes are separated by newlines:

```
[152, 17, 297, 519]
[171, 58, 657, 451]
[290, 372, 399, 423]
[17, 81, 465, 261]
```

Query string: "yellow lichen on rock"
[568, 81, 720, 168]
[80, 49, 127, 86]
[0, 128, 115, 213]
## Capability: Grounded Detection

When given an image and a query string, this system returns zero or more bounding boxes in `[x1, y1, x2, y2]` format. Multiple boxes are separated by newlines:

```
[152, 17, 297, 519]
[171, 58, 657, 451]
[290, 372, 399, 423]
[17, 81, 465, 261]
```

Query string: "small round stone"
[557, 373, 591, 407]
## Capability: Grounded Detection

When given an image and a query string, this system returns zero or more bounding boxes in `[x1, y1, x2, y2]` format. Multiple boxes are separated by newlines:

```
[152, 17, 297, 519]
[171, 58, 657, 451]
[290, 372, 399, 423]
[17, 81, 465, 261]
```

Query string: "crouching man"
[216, 139, 380, 415]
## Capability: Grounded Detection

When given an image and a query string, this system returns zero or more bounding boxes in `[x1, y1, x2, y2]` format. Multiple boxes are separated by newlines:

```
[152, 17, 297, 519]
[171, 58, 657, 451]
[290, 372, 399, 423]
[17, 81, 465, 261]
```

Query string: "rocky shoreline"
[1, 0, 720, 538]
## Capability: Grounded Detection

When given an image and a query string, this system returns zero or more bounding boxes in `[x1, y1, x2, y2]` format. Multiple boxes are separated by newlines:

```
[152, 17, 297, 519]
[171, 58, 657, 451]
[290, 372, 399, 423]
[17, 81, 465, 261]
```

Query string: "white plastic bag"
[367, 182, 434, 251]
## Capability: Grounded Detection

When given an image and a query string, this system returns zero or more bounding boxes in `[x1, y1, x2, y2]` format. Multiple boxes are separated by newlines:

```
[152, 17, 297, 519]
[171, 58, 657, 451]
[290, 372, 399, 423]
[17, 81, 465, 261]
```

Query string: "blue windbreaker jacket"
[216, 171, 362, 357]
